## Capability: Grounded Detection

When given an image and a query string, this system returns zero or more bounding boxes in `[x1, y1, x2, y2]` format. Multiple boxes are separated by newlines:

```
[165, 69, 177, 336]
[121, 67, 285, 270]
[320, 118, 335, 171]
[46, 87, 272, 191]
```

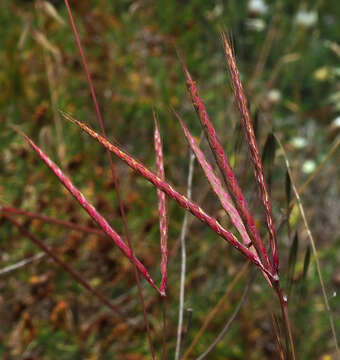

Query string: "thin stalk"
[63, 2, 155, 357]
[298, 138, 340, 196]
[175, 151, 195, 360]
[0, 253, 45, 276]
[161, 298, 167, 360]
[4, 214, 129, 323]
[274, 283, 296, 360]
[263, 136, 340, 244]
[43, 50, 65, 166]
[0, 206, 105, 236]
[250, 4, 281, 84]
[271, 313, 286, 360]
[182, 261, 249, 360]
[196, 278, 252, 360]
[36, 3, 65, 167]
[275, 135, 339, 357]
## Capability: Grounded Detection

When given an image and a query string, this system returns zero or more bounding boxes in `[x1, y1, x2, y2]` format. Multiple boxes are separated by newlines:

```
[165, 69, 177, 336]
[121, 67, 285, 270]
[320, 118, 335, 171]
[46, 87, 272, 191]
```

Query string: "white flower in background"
[248, 0, 268, 15]
[267, 89, 281, 104]
[205, 3, 223, 21]
[246, 18, 266, 31]
[332, 116, 340, 128]
[302, 160, 316, 174]
[291, 137, 307, 149]
[295, 9, 318, 27]
[329, 92, 340, 112]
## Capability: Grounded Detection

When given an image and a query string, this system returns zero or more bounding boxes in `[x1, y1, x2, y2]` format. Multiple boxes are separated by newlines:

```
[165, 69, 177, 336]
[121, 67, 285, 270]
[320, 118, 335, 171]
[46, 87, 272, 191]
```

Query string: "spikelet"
[221, 33, 278, 273]
[153, 112, 168, 296]
[174, 109, 251, 247]
[177, 50, 271, 271]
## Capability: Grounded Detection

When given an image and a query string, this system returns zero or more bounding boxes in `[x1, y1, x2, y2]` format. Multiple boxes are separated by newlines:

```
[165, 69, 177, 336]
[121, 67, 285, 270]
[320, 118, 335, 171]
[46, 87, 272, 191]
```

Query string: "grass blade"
[262, 132, 276, 191]
[287, 232, 299, 296]
[299, 245, 311, 300]
[285, 170, 292, 209]
[302, 246, 311, 280]
[288, 232, 298, 279]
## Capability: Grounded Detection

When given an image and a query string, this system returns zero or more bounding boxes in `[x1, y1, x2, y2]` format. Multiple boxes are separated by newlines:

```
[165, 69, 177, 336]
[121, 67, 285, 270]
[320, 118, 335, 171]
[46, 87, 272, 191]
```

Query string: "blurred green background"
[1, 0, 340, 359]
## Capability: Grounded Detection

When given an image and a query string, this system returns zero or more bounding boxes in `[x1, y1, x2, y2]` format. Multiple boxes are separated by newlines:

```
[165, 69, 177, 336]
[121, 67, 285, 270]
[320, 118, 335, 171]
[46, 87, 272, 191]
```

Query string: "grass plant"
[2, 1, 339, 359]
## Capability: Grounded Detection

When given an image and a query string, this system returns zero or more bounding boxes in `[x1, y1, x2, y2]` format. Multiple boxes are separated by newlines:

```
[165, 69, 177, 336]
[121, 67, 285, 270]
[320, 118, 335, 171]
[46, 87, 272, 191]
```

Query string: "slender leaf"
[262, 132, 276, 190]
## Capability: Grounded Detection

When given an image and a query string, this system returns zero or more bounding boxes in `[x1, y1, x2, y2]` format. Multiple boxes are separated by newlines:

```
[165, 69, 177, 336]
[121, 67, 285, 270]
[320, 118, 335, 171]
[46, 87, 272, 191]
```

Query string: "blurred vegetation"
[0, 0, 340, 359]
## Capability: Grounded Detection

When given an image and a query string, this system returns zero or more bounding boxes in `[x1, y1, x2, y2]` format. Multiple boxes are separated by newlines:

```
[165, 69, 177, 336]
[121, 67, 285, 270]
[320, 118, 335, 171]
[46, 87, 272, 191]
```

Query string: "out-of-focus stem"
[0, 253, 45, 276]
[196, 278, 252, 360]
[274, 284, 296, 360]
[0, 206, 105, 236]
[4, 214, 129, 323]
[175, 151, 195, 360]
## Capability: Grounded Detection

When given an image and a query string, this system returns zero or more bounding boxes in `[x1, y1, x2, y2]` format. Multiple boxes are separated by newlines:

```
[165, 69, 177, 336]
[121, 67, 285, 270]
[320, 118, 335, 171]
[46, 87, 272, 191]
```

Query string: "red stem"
[63, 2, 156, 357]
[275, 283, 296, 360]
[1, 206, 105, 236]
[4, 214, 129, 322]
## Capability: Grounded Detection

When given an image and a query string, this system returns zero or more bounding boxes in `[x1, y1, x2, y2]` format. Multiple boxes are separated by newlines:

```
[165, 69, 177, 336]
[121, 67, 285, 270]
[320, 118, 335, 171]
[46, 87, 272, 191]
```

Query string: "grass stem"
[4, 214, 129, 323]
[196, 277, 253, 360]
[175, 151, 195, 360]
